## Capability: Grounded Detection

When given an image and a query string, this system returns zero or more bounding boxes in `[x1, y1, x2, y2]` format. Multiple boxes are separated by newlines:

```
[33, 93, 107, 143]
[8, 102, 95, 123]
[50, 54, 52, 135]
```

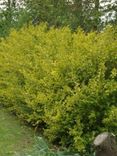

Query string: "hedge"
[0, 24, 117, 155]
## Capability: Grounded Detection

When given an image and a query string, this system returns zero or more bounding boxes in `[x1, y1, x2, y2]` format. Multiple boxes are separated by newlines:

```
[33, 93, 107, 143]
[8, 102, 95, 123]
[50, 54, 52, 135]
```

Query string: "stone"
[94, 132, 117, 156]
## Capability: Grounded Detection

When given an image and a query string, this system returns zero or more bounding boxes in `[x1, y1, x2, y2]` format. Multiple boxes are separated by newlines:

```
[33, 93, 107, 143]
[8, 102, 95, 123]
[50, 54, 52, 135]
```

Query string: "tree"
[0, 0, 28, 37]
[25, 0, 70, 27]
[25, 0, 111, 31]
[0, 0, 117, 37]
[100, 0, 117, 26]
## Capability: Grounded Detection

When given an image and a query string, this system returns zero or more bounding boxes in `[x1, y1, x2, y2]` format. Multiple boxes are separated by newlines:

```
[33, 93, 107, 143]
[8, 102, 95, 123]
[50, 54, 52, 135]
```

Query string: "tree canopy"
[0, 0, 117, 37]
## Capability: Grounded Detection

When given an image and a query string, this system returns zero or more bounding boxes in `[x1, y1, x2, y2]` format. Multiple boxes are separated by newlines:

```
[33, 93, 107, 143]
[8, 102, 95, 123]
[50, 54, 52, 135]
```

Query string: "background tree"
[24, 0, 117, 31]
[0, 0, 29, 37]
[0, 0, 117, 37]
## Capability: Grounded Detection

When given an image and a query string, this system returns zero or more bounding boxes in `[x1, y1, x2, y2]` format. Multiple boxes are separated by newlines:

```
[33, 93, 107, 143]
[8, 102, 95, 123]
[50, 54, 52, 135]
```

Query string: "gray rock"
[94, 132, 117, 156]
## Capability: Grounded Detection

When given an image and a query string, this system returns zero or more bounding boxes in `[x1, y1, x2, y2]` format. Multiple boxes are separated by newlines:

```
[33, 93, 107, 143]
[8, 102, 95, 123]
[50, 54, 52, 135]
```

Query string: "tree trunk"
[93, 0, 100, 30]
[95, 0, 99, 12]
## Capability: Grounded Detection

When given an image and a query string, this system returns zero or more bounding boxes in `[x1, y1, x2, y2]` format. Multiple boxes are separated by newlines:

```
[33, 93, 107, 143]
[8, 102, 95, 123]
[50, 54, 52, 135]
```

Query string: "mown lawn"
[0, 108, 36, 156]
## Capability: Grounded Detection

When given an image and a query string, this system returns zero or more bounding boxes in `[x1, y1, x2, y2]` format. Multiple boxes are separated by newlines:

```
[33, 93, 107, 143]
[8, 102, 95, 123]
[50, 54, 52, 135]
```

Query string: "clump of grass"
[24, 137, 81, 156]
[24, 137, 96, 156]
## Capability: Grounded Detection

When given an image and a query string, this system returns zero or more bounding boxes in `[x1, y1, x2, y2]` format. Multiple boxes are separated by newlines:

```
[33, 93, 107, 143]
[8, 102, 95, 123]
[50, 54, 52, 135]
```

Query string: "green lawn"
[0, 108, 36, 156]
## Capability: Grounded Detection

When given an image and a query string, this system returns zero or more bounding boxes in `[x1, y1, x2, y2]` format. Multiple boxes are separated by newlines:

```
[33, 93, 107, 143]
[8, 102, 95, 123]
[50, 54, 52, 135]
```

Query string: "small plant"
[24, 137, 80, 156]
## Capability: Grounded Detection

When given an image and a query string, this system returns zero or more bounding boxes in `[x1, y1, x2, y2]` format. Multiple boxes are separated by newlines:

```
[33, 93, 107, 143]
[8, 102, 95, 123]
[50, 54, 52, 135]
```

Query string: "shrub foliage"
[0, 24, 117, 155]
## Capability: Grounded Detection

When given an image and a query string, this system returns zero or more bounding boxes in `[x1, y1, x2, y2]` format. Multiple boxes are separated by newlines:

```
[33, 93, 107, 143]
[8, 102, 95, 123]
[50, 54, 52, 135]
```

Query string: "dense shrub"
[0, 24, 117, 155]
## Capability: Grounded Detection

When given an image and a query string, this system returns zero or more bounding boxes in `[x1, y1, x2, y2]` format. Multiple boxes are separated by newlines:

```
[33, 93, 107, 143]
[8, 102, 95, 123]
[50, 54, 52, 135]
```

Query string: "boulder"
[94, 132, 117, 156]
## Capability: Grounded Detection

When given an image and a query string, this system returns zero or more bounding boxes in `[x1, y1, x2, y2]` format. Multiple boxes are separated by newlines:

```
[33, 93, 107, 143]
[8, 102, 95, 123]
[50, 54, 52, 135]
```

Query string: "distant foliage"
[0, 24, 117, 155]
[0, 0, 117, 38]
[25, 0, 117, 31]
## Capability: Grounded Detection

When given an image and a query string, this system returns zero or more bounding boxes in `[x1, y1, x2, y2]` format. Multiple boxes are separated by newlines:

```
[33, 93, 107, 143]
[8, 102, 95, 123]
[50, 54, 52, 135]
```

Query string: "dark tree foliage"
[24, 0, 117, 31]
[0, 0, 117, 36]
[0, 0, 29, 37]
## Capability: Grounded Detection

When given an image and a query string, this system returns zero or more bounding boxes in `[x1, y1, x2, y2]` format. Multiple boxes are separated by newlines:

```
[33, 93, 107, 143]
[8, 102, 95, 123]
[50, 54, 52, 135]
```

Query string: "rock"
[94, 132, 117, 156]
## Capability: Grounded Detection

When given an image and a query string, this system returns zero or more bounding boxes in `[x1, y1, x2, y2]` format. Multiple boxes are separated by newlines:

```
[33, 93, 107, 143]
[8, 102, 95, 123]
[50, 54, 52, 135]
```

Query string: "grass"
[0, 108, 74, 156]
[0, 108, 36, 156]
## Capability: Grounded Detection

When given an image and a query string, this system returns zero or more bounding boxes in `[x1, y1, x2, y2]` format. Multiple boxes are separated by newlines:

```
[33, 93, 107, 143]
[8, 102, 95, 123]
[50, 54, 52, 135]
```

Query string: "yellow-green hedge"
[0, 24, 117, 155]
